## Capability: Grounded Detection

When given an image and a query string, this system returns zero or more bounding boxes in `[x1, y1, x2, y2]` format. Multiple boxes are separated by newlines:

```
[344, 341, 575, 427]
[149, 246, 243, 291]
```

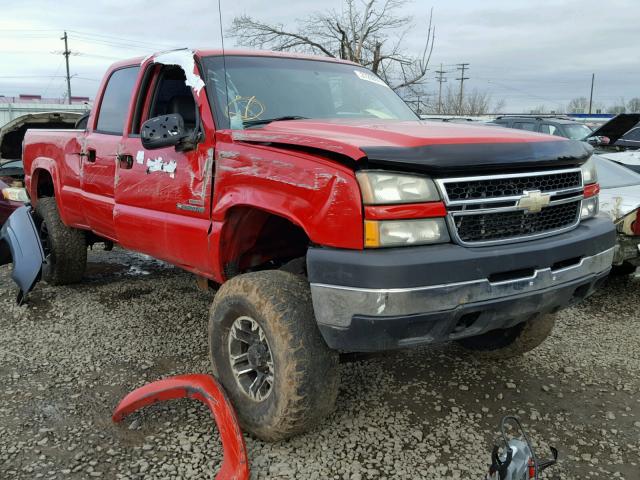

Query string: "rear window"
[96, 66, 140, 134]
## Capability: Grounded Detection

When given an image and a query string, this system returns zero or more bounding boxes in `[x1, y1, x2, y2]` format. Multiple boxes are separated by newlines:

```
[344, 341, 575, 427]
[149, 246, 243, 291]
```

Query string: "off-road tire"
[456, 314, 556, 359]
[35, 197, 87, 285]
[208, 270, 339, 441]
[610, 262, 637, 276]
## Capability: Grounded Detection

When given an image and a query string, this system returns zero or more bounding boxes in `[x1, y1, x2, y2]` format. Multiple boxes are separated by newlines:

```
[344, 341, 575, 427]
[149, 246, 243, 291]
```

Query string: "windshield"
[563, 123, 592, 140]
[593, 155, 640, 188]
[202, 55, 417, 129]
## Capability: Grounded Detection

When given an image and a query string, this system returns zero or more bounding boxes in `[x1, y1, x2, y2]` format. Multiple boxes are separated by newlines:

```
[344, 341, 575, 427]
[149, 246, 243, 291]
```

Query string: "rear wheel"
[456, 314, 556, 359]
[208, 270, 339, 441]
[35, 197, 87, 285]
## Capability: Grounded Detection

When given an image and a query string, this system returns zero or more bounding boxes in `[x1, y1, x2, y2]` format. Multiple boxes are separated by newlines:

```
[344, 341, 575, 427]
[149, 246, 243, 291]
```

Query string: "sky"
[0, 0, 638, 112]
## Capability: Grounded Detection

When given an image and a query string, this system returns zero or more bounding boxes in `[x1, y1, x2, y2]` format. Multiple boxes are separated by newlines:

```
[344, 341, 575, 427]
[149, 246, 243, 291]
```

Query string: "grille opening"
[489, 267, 536, 283]
[552, 192, 583, 201]
[453, 312, 481, 333]
[454, 200, 580, 243]
[572, 283, 591, 301]
[551, 256, 582, 271]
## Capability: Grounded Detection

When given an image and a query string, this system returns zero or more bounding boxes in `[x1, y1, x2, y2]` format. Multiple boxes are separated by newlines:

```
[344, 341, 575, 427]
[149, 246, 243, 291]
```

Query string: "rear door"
[114, 63, 215, 273]
[81, 66, 139, 240]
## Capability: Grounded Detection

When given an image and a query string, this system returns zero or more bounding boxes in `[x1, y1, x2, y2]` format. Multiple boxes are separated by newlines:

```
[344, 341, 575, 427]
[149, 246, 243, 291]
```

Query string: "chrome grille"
[437, 169, 584, 246]
[445, 171, 582, 201]
[454, 201, 581, 243]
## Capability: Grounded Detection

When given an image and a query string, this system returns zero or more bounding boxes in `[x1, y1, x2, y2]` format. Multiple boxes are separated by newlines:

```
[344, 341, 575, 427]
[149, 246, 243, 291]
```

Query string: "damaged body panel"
[595, 155, 640, 266]
[0, 205, 44, 302]
[113, 374, 249, 480]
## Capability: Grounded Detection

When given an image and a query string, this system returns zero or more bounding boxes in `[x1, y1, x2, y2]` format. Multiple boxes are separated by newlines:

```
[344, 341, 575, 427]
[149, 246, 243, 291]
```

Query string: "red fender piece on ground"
[112, 374, 249, 480]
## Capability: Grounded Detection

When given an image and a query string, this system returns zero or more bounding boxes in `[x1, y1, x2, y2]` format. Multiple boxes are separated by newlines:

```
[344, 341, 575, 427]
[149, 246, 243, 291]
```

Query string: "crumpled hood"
[231, 119, 593, 174]
[600, 185, 640, 221]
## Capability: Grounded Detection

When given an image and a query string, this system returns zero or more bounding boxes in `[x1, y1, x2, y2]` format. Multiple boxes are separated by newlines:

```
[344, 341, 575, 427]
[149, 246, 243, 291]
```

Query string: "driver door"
[113, 64, 215, 272]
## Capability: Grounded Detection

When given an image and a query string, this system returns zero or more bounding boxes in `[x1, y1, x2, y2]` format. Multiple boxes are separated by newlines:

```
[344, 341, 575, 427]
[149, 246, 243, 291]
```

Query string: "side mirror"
[141, 113, 187, 150]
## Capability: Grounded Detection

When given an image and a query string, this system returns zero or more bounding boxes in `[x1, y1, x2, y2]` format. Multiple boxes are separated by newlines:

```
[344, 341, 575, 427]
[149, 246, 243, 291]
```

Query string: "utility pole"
[456, 63, 470, 115]
[61, 31, 72, 104]
[588, 73, 595, 115]
[435, 63, 447, 114]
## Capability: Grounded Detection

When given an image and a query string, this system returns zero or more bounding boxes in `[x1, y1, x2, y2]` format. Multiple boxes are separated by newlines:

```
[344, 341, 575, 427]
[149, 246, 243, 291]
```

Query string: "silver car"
[595, 155, 640, 274]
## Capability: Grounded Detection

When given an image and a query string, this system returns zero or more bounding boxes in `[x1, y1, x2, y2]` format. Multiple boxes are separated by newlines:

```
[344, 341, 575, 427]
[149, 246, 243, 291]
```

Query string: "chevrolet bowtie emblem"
[517, 190, 551, 213]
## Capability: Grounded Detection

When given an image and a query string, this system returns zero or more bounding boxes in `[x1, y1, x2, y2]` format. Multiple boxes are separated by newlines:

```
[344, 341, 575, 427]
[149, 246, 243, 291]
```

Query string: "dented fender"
[0, 205, 45, 303]
[112, 374, 249, 480]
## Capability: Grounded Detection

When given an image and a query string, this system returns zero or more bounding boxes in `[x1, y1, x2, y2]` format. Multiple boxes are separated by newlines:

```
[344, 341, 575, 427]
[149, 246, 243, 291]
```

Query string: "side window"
[96, 67, 140, 134]
[513, 122, 536, 131]
[147, 66, 197, 133]
[539, 124, 559, 135]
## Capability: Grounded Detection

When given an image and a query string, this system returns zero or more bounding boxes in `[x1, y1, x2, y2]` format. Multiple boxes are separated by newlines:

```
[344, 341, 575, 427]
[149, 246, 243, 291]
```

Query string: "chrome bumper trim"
[310, 247, 614, 328]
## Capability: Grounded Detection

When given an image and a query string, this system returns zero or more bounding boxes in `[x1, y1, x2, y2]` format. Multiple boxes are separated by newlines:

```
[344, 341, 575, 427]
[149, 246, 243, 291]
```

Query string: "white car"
[595, 155, 640, 274]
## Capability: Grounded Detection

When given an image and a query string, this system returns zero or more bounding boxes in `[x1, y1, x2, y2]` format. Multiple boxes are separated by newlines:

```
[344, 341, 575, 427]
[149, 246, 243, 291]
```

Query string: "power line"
[61, 31, 72, 104]
[455, 63, 469, 113]
[435, 63, 447, 114]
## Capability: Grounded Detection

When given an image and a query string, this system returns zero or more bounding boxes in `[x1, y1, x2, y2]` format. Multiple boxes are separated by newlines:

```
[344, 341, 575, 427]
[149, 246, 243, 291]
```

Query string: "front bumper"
[307, 216, 615, 352]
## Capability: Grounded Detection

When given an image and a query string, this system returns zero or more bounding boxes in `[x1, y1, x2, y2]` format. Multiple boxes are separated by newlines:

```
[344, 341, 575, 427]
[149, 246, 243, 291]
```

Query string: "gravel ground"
[1, 248, 639, 479]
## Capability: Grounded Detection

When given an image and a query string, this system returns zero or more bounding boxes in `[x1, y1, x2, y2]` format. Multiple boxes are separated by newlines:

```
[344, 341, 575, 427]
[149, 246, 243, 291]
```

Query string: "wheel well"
[220, 207, 310, 278]
[34, 169, 55, 198]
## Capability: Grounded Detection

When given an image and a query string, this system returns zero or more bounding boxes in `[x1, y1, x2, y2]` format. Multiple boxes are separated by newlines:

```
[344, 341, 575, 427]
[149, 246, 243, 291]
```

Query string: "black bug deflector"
[361, 140, 593, 174]
[0, 205, 45, 303]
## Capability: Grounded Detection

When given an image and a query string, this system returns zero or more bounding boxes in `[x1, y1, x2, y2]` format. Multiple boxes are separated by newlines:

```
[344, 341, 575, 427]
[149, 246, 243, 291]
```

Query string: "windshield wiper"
[243, 116, 309, 128]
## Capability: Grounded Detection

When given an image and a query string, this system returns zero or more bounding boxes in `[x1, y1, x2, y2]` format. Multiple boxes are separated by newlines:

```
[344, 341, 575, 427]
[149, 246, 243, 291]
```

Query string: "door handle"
[81, 148, 96, 162]
[117, 154, 134, 169]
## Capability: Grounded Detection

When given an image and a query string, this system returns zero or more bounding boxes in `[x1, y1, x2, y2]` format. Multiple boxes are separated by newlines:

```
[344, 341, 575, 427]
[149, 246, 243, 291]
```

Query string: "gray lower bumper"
[310, 247, 615, 329]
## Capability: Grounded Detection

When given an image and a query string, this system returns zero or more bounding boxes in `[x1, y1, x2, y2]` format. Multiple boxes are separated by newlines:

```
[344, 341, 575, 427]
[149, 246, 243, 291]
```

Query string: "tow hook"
[112, 374, 250, 480]
[486, 416, 558, 480]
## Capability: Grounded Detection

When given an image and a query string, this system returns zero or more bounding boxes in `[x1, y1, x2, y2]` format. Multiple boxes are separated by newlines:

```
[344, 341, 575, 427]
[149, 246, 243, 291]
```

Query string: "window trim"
[93, 65, 141, 136]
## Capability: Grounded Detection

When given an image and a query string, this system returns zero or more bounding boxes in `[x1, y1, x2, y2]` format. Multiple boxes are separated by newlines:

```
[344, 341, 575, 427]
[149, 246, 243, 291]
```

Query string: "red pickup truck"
[0, 49, 615, 440]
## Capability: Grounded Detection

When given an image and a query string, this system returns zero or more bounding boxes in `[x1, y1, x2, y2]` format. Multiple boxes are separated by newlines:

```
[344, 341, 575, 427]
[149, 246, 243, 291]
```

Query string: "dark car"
[0, 159, 27, 225]
[613, 126, 640, 150]
[490, 115, 593, 141]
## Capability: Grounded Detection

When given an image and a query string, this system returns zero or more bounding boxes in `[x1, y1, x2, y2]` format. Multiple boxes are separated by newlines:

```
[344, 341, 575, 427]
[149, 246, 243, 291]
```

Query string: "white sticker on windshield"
[354, 69, 390, 88]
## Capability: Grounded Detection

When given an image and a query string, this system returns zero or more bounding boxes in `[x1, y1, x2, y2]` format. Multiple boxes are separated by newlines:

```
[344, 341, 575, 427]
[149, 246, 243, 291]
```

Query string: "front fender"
[0, 205, 44, 303]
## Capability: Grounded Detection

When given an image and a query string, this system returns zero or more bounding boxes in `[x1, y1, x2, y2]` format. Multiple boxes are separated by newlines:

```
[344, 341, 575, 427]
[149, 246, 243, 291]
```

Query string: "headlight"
[365, 218, 449, 247]
[581, 158, 597, 185]
[1, 187, 29, 202]
[581, 196, 599, 220]
[357, 171, 440, 204]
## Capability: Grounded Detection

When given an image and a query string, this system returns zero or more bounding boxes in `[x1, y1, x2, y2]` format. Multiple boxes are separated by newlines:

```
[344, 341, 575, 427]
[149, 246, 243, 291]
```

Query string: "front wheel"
[34, 197, 87, 285]
[456, 314, 556, 359]
[208, 270, 339, 441]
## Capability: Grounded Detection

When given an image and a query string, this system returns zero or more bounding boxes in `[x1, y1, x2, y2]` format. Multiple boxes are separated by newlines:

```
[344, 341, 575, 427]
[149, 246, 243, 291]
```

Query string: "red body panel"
[21, 49, 579, 284]
[112, 374, 249, 480]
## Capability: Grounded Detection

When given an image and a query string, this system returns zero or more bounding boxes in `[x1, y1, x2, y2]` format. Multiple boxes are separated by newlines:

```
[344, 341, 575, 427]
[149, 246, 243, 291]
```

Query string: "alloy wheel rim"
[228, 315, 274, 402]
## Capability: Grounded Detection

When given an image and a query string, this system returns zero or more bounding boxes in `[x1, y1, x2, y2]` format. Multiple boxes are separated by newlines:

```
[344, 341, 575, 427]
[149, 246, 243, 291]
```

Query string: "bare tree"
[437, 86, 502, 115]
[627, 98, 640, 113]
[567, 97, 589, 113]
[530, 105, 547, 114]
[608, 97, 626, 114]
[228, 0, 435, 91]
